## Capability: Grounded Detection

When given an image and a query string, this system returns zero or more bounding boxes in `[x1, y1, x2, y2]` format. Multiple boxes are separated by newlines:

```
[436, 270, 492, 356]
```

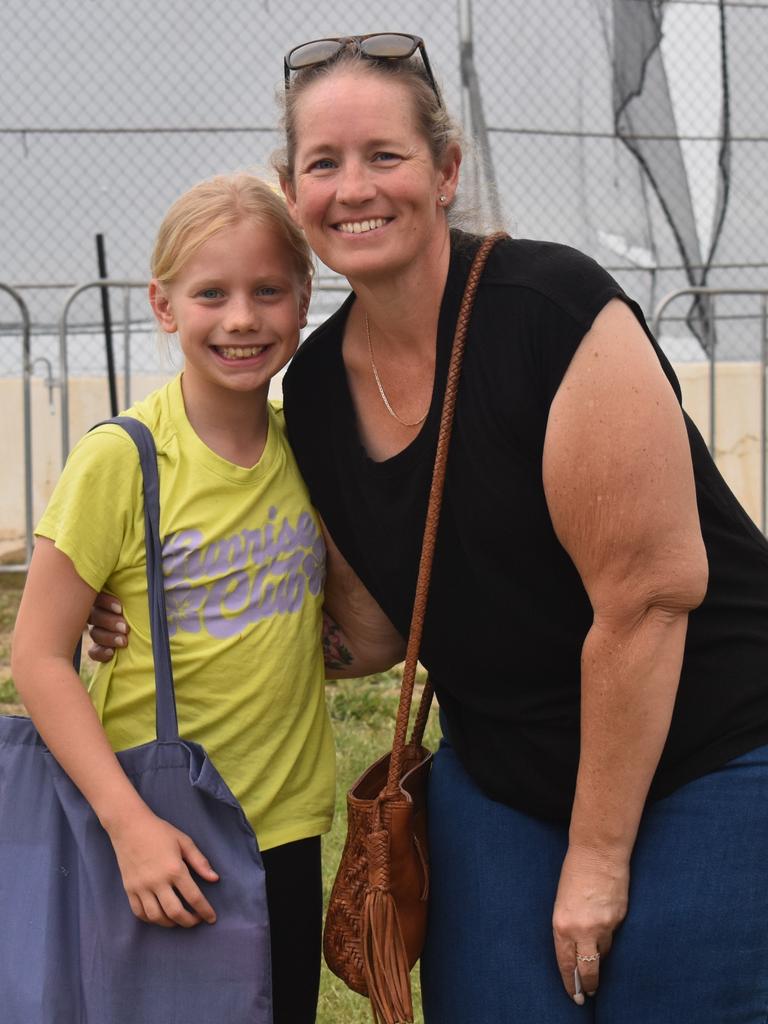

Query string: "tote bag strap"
[91, 416, 179, 743]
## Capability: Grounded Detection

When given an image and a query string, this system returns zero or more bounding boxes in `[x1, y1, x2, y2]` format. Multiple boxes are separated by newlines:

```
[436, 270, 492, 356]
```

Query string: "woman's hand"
[106, 806, 219, 928]
[552, 843, 629, 1003]
[87, 591, 130, 662]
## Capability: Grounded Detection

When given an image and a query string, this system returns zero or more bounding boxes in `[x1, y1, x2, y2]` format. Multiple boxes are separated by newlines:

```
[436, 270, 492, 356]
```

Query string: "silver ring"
[576, 952, 600, 963]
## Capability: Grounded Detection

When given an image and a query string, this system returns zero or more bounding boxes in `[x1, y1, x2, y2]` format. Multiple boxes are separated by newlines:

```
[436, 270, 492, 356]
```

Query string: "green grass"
[0, 677, 21, 703]
[0, 572, 93, 710]
[0, 573, 24, 708]
[0, 574, 435, 1022]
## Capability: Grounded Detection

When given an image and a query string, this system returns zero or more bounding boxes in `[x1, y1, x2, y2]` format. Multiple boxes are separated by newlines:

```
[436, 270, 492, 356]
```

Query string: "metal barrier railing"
[3, 275, 351, 571]
[652, 287, 768, 531]
[58, 280, 148, 464]
[0, 283, 33, 572]
[9, 279, 763, 566]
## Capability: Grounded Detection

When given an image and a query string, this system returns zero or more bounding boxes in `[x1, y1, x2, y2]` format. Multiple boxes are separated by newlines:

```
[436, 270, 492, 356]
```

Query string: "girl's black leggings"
[261, 835, 323, 1024]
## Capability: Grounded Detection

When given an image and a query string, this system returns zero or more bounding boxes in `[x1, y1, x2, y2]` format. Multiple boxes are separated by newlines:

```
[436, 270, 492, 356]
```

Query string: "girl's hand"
[87, 591, 130, 662]
[106, 808, 219, 928]
[552, 843, 629, 1004]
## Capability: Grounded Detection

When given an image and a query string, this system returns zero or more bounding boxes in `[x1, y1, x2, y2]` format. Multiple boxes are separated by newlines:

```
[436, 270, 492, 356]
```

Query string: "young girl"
[11, 173, 335, 1024]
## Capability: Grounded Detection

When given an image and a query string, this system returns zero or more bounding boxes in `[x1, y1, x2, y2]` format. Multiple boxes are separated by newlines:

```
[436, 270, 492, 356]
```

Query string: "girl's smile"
[151, 218, 310, 401]
[213, 343, 269, 363]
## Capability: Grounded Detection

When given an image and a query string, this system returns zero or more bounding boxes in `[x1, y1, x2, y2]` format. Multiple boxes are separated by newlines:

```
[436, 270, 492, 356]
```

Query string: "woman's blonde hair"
[272, 48, 463, 192]
[151, 172, 314, 284]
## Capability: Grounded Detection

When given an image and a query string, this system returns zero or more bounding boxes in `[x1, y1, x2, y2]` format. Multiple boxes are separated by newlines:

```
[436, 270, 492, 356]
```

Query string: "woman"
[92, 34, 768, 1022]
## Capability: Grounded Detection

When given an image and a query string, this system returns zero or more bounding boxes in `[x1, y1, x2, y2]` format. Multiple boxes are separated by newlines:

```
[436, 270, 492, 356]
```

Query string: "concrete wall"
[675, 362, 765, 529]
[1, 362, 765, 562]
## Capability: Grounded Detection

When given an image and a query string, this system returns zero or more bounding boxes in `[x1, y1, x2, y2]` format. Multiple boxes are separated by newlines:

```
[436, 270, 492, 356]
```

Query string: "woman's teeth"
[337, 218, 388, 234]
[217, 345, 265, 360]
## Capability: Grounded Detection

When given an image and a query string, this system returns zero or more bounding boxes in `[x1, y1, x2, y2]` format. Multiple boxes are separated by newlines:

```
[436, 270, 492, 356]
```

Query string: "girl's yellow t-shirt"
[36, 374, 335, 851]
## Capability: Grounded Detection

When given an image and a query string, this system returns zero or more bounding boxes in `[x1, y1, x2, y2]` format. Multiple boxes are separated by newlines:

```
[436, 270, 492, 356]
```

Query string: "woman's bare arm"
[542, 298, 708, 1001]
[12, 539, 219, 927]
[320, 521, 406, 678]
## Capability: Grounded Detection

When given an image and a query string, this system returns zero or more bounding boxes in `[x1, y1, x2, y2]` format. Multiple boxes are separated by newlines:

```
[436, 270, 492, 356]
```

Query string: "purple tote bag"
[0, 417, 272, 1024]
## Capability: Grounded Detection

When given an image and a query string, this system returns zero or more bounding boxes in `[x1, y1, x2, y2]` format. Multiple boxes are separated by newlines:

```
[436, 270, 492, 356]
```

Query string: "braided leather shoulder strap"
[385, 232, 507, 792]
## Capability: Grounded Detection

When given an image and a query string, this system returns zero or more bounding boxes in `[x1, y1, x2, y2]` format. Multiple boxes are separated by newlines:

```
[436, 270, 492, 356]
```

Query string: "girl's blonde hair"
[151, 172, 314, 284]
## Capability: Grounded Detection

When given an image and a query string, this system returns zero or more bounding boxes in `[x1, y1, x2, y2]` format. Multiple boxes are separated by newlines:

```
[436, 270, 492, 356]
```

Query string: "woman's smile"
[333, 216, 392, 235]
[285, 71, 453, 284]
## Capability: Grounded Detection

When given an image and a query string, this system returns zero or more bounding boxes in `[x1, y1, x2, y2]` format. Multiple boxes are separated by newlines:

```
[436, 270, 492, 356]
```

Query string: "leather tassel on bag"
[322, 234, 507, 1023]
[362, 825, 414, 1024]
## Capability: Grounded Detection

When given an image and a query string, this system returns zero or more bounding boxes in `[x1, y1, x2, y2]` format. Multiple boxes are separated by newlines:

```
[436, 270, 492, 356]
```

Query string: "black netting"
[613, 0, 729, 352]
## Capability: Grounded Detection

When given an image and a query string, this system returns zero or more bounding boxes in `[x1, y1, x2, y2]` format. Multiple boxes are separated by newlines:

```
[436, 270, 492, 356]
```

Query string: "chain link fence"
[1, 0, 465, 383]
[1, 1, 767, 547]
[2, 0, 766, 373]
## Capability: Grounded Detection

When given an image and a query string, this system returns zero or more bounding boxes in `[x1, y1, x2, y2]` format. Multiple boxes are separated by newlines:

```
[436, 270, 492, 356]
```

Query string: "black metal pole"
[96, 233, 118, 415]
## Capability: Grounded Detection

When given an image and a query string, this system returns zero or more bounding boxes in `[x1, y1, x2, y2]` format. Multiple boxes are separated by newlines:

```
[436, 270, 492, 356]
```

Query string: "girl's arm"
[542, 298, 708, 1002]
[12, 538, 219, 928]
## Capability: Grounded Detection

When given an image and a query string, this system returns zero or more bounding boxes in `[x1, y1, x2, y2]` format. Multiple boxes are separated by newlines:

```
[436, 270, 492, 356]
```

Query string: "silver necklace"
[365, 314, 429, 427]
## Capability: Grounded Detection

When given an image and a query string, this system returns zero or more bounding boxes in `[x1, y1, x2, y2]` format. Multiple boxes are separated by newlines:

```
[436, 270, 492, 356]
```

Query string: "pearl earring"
[439, 194, 447, 204]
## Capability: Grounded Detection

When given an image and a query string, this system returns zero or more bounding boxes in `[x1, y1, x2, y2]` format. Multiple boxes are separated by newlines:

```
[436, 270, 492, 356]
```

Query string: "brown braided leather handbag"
[323, 233, 506, 1024]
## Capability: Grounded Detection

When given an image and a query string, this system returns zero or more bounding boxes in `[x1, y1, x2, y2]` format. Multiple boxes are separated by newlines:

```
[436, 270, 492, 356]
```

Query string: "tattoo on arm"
[322, 612, 354, 670]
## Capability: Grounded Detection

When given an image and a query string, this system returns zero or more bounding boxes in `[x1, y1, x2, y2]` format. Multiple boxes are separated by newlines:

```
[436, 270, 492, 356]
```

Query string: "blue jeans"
[421, 739, 768, 1023]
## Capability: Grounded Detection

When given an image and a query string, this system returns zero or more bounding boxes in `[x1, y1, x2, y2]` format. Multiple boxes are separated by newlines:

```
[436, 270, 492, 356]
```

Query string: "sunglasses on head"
[283, 32, 442, 106]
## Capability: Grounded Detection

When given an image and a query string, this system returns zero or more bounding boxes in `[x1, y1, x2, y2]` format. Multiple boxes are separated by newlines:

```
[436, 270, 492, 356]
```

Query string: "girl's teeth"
[218, 346, 264, 360]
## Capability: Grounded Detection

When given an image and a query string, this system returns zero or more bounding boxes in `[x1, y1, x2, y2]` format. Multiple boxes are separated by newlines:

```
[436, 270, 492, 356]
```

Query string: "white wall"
[1, 362, 766, 562]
